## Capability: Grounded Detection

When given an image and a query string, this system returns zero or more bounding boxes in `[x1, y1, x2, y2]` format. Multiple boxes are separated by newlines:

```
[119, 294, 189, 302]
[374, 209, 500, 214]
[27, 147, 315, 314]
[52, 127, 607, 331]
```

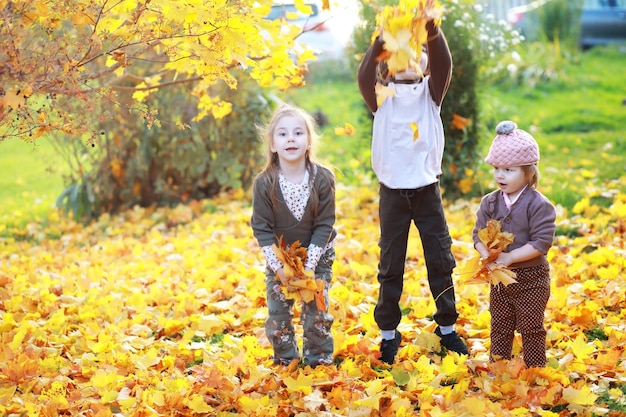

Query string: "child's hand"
[276, 267, 289, 286]
[495, 252, 514, 267]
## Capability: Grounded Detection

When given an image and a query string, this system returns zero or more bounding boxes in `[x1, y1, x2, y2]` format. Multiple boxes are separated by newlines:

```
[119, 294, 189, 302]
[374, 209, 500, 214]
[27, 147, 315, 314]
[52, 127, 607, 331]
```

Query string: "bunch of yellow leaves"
[458, 219, 518, 286]
[376, 0, 444, 76]
[272, 237, 327, 312]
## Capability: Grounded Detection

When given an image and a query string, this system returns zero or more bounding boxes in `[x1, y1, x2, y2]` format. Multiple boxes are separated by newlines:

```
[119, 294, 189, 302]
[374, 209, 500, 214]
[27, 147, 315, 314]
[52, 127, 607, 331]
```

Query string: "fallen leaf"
[410, 122, 419, 141]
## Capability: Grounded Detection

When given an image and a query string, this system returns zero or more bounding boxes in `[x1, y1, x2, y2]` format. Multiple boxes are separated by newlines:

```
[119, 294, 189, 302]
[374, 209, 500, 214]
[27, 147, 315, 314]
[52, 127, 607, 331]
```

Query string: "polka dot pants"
[490, 263, 550, 368]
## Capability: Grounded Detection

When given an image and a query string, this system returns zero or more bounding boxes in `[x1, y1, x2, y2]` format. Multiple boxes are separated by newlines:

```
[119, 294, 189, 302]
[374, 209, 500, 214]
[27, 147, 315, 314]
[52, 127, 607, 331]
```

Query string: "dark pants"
[374, 182, 459, 331]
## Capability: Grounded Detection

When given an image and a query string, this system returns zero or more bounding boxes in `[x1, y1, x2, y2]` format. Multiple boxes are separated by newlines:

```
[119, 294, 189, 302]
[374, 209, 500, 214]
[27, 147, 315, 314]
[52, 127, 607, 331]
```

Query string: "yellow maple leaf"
[562, 385, 598, 406]
[293, 0, 313, 17]
[410, 122, 420, 141]
[187, 394, 213, 413]
[460, 397, 487, 414]
[569, 333, 595, 360]
[487, 263, 519, 287]
[478, 219, 515, 254]
[376, 0, 444, 75]
[283, 373, 315, 394]
[272, 237, 327, 311]
[382, 27, 415, 75]
[375, 82, 396, 107]
[335, 123, 356, 136]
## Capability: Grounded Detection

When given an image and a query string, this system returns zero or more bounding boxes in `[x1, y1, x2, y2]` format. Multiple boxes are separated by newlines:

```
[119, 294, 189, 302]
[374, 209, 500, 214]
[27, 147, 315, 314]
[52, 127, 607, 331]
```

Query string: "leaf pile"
[272, 237, 327, 312]
[1, 183, 626, 416]
[457, 218, 518, 287]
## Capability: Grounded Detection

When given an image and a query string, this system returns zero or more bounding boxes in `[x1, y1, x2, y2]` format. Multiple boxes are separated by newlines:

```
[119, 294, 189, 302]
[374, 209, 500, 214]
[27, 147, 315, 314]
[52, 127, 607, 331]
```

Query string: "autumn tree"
[1, 0, 335, 219]
[0, 0, 322, 143]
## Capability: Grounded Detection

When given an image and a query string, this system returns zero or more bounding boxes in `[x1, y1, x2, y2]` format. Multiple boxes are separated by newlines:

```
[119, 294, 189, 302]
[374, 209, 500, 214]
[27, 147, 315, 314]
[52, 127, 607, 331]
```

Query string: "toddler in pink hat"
[472, 120, 556, 368]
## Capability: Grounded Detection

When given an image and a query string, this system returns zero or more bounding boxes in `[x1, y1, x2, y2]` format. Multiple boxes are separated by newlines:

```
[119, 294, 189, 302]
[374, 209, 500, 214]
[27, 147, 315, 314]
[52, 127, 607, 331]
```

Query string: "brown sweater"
[250, 165, 337, 249]
[472, 188, 557, 269]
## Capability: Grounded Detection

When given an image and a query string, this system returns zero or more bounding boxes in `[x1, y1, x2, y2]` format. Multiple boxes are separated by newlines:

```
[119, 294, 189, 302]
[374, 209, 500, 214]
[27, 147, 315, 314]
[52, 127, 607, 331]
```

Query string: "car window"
[585, 0, 625, 8]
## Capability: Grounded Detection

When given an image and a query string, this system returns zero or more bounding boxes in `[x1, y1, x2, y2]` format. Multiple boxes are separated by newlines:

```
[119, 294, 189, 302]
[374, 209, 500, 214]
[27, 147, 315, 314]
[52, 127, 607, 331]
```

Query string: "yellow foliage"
[1, 0, 320, 142]
[375, 82, 396, 107]
[375, 0, 444, 75]
[334, 123, 356, 136]
[272, 237, 327, 311]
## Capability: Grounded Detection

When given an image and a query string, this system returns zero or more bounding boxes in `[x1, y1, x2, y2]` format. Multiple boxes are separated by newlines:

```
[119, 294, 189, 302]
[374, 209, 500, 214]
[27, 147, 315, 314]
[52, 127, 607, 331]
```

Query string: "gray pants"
[264, 248, 335, 367]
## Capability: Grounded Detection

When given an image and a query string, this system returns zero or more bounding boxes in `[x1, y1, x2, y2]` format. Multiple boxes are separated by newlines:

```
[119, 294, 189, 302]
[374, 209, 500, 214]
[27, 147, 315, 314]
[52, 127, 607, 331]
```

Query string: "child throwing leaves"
[472, 121, 556, 368]
[250, 103, 337, 368]
[357, 10, 467, 364]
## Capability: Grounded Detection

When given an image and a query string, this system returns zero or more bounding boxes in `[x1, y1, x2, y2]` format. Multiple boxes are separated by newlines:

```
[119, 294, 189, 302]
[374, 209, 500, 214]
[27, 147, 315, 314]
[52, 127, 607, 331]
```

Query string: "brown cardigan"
[250, 165, 337, 250]
[472, 188, 557, 269]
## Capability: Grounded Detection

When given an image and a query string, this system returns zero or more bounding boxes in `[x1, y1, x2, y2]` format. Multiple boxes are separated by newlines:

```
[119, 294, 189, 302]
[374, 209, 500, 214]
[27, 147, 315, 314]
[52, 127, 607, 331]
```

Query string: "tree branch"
[109, 76, 203, 91]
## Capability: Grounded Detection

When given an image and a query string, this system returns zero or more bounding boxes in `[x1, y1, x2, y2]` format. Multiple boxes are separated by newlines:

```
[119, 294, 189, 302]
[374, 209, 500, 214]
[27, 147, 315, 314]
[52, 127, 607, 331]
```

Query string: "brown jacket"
[473, 188, 556, 269]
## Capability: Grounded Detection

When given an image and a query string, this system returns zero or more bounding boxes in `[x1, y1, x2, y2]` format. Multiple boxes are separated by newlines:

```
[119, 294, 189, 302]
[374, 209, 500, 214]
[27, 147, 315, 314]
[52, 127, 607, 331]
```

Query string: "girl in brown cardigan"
[250, 104, 337, 368]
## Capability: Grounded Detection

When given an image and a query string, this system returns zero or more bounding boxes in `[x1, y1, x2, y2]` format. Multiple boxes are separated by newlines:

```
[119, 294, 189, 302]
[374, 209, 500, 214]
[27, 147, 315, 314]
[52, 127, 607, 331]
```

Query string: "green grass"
[0, 138, 65, 232]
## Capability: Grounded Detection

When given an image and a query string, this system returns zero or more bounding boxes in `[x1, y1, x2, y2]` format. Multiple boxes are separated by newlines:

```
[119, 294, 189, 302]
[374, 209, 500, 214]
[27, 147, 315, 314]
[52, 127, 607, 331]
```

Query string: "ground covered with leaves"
[1, 181, 625, 416]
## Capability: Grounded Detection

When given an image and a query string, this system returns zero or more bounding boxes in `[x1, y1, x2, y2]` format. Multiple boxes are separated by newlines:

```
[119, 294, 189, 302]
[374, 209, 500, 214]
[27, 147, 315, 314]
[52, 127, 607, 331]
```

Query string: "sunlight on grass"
[0, 139, 66, 233]
[0, 139, 64, 204]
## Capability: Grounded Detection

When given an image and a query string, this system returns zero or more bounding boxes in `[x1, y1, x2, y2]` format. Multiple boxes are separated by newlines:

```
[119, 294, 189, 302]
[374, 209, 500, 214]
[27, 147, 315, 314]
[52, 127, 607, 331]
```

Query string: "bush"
[56, 73, 275, 221]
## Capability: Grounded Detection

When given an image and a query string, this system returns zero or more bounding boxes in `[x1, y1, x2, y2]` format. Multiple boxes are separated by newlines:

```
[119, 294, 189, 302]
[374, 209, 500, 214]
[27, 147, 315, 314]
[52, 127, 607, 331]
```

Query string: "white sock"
[439, 325, 454, 335]
[381, 329, 396, 340]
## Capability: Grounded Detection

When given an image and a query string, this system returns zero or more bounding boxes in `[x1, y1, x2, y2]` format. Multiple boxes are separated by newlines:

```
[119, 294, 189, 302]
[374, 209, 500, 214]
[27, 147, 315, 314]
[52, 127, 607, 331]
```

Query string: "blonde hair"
[256, 103, 332, 215]
[522, 165, 539, 189]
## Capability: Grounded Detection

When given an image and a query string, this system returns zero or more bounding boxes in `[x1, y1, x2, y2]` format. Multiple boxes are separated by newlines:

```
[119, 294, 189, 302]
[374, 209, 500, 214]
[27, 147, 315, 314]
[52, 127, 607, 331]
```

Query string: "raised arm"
[426, 21, 452, 107]
[357, 36, 385, 114]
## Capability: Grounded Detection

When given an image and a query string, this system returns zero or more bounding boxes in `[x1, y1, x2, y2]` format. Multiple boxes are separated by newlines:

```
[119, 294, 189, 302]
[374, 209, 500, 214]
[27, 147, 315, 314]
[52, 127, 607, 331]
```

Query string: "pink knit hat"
[485, 121, 540, 166]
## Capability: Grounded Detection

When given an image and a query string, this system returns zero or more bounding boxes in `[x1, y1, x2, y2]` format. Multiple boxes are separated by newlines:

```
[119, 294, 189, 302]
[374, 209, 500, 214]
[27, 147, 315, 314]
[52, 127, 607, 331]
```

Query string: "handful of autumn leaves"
[376, 0, 444, 76]
[374, 0, 445, 131]
[459, 219, 518, 286]
[272, 237, 327, 312]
